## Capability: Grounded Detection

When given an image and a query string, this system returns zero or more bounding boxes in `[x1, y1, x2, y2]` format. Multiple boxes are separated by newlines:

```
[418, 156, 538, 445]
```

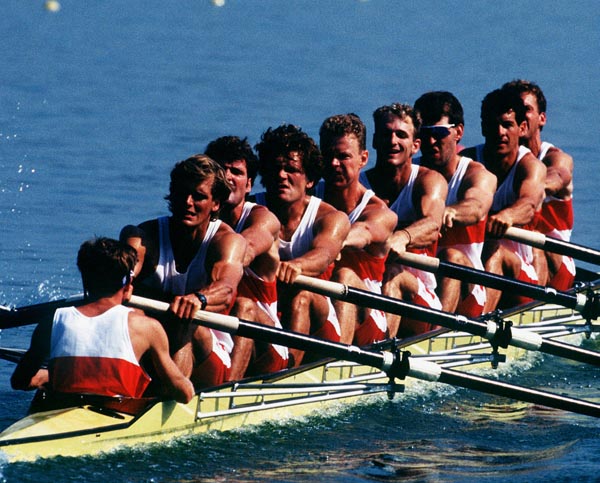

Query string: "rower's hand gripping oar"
[504, 226, 600, 267]
[0, 295, 85, 330]
[127, 295, 600, 418]
[395, 251, 600, 320]
[292, 275, 600, 368]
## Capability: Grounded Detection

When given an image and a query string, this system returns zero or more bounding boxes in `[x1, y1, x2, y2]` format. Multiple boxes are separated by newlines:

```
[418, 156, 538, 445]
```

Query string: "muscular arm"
[388, 168, 447, 255]
[343, 199, 397, 253]
[444, 163, 497, 228]
[486, 154, 546, 237]
[172, 230, 247, 318]
[543, 148, 573, 198]
[277, 207, 351, 283]
[238, 205, 280, 268]
[129, 312, 194, 403]
[11, 321, 51, 391]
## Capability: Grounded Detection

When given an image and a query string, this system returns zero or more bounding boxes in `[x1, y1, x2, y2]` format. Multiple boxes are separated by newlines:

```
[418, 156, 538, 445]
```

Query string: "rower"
[361, 103, 448, 337]
[414, 91, 497, 317]
[461, 88, 547, 311]
[502, 79, 575, 291]
[205, 135, 289, 375]
[11, 237, 194, 403]
[120, 155, 248, 388]
[254, 124, 350, 366]
[316, 113, 397, 345]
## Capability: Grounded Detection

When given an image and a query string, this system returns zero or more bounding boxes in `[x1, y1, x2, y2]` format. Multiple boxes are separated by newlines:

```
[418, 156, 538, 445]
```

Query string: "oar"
[127, 295, 600, 418]
[504, 226, 600, 266]
[395, 251, 600, 320]
[292, 275, 600, 368]
[0, 295, 85, 330]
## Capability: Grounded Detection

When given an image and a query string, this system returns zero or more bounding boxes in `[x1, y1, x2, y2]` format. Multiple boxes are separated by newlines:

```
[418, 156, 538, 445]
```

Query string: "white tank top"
[270, 196, 322, 261]
[147, 216, 221, 295]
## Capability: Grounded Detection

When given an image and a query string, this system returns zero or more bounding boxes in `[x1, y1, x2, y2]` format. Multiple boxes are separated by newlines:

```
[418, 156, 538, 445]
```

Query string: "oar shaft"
[128, 295, 600, 418]
[293, 276, 600, 367]
[397, 252, 592, 316]
[0, 295, 85, 330]
[505, 227, 600, 266]
[435, 365, 600, 418]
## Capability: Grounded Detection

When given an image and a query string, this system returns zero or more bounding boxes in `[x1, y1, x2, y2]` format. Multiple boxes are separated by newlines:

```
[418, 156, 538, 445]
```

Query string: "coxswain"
[11, 237, 194, 404]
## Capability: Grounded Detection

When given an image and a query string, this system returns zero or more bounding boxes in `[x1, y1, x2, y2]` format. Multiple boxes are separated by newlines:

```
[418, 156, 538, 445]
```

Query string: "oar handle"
[505, 227, 600, 266]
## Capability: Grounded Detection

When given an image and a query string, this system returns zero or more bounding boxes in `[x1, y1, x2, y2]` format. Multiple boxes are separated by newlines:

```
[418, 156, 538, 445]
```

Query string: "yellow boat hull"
[0, 299, 594, 462]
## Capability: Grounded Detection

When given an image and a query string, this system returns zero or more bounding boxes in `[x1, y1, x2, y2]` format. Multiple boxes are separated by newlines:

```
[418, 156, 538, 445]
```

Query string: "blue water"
[1, 0, 599, 481]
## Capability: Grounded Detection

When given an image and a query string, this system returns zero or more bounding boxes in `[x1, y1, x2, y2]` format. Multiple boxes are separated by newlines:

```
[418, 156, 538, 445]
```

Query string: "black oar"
[292, 275, 600, 368]
[127, 295, 600, 418]
[0, 295, 85, 330]
[395, 251, 600, 320]
[504, 226, 600, 266]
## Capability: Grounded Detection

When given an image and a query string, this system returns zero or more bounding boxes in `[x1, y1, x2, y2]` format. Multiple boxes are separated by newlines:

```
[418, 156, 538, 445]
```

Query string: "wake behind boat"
[0, 275, 598, 462]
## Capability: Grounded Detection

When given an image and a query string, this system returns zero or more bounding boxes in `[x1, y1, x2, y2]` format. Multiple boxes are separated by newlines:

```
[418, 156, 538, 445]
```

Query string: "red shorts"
[499, 263, 538, 309]
[246, 345, 289, 376]
[354, 313, 387, 347]
[548, 257, 575, 291]
[456, 291, 485, 319]
[191, 351, 231, 388]
[398, 285, 443, 337]
[312, 319, 342, 343]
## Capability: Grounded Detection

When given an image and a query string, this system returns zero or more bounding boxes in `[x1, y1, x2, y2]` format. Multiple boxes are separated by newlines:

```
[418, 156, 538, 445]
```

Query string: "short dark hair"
[414, 91, 464, 126]
[481, 88, 527, 125]
[373, 103, 422, 136]
[164, 154, 232, 212]
[319, 113, 367, 151]
[255, 124, 323, 184]
[77, 237, 137, 298]
[502, 79, 547, 114]
[205, 136, 259, 183]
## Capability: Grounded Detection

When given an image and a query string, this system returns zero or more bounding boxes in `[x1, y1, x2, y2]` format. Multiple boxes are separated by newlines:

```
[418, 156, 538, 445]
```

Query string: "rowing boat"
[0, 275, 598, 462]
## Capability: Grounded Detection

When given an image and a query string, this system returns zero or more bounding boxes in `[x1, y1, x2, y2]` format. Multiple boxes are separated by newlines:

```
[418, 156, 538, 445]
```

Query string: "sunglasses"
[419, 124, 456, 140]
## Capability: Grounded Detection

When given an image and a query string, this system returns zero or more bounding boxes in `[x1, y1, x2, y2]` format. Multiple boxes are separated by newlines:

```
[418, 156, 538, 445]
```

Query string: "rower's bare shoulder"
[416, 165, 448, 195]
[247, 204, 280, 233]
[364, 195, 397, 229]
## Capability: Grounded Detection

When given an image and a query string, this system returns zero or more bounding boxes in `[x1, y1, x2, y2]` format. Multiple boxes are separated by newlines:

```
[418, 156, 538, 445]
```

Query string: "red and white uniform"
[255, 193, 341, 341]
[360, 167, 442, 334]
[49, 305, 151, 398]
[476, 145, 539, 305]
[438, 157, 487, 317]
[235, 202, 288, 373]
[143, 216, 233, 385]
[535, 142, 575, 290]
[315, 184, 388, 345]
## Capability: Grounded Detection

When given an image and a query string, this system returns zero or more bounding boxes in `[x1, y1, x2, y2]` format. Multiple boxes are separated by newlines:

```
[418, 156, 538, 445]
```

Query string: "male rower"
[461, 88, 546, 311]
[317, 113, 397, 345]
[502, 79, 575, 290]
[120, 155, 249, 387]
[414, 91, 497, 317]
[11, 237, 194, 404]
[361, 103, 448, 337]
[254, 124, 350, 365]
[205, 135, 289, 375]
